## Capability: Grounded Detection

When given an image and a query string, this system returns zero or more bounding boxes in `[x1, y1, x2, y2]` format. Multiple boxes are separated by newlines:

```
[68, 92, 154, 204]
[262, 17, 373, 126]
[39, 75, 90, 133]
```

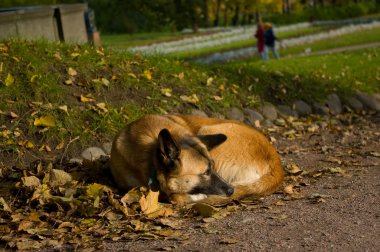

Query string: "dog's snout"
[226, 187, 234, 196]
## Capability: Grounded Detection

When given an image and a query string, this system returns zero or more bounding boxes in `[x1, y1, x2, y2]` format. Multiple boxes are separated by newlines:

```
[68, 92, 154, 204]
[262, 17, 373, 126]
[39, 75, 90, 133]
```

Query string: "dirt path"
[103, 114, 380, 251]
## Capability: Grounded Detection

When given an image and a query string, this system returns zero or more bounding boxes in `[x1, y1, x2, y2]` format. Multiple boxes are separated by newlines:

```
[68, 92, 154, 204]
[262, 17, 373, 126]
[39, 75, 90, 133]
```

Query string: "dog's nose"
[226, 187, 234, 196]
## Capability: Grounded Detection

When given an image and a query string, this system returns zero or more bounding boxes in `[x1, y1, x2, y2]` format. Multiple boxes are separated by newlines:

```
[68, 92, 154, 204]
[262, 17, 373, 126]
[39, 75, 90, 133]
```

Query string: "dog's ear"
[157, 129, 180, 167]
[198, 134, 227, 150]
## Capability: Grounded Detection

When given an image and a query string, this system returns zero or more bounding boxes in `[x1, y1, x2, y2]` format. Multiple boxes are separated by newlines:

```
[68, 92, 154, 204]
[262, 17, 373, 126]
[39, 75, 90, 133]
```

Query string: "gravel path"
[102, 114, 380, 251]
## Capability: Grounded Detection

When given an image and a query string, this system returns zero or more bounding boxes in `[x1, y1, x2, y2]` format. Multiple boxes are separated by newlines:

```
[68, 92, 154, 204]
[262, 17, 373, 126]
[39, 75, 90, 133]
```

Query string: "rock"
[261, 119, 274, 128]
[69, 158, 83, 165]
[276, 105, 298, 117]
[244, 108, 264, 125]
[346, 97, 363, 111]
[102, 142, 112, 155]
[191, 109, 208, 118]
[81, 147, 106, 161]
[356, 91, 380, 111]
[326, 93, 342, 115]
[260, 103, 277, 121]
[293, 100, 312, 116]
[313, 103, 329, 115]
[226, 107, 244, 121]
[210, 112, 225, 119]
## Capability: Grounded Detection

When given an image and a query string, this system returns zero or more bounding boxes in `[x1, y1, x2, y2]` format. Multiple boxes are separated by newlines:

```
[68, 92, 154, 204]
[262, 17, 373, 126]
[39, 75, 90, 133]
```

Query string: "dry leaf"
[180, 94, 199, 104]
[4, 73, 14, 86]
[67, 67, 77, 76]
[21, 176, 41, 189]
[139, 190, 160, 215]
[285, 164, 303, 175]
[80, 94, 95, 103]
[0, 197, 12, 212]
[144, 69, 153, 80]
[34, 115, 56, 127]
[192, 203, 218, 218]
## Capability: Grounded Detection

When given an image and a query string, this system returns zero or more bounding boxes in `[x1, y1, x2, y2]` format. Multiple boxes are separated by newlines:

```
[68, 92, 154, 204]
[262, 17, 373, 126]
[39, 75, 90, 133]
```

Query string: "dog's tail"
[201, 159, 284, 206]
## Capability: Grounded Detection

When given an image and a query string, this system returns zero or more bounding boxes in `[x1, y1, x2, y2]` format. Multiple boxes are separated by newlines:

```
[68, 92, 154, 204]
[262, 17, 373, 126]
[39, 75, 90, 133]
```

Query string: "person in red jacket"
[254, 18, 265, 60]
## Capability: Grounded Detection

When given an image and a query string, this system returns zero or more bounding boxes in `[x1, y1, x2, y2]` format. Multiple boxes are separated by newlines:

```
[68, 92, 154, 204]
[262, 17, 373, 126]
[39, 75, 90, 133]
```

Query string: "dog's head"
[155, 128, 234, 199]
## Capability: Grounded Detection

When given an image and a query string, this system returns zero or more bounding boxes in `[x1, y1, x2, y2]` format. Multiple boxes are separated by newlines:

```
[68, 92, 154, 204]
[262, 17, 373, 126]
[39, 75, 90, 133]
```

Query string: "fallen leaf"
[283, 185, 294, 195]
[139, 190, 160, 215]
[44, 169, 72, 187]
[4, 73, 14, 86]
[80, 94, 95, 103]
[34, 115, 56, 127]
[144, 69, 153, 80]
[161, 88, 172, 97]
[206, 77, 213, 86]
[192, 203, 218, 218]
[180, 94, 199, 105]
[21, 176, 41, 189]
[58, 105, 68, 114]
[0, 197, 12, 212]
[369, 151, 380, 157]
[10, 111, 19, 118]
[285, 164, 303, 175]
[67, 67, 77, 76]
[96, 102, 108, 113]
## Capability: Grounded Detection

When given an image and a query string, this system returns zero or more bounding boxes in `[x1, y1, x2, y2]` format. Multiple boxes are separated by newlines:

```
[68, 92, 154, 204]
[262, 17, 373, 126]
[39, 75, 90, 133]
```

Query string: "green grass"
[1, 39, 379, 163]
[164, 25, 336, 59]
[220, 47, 380, 103]
[281, 26, 380, 56]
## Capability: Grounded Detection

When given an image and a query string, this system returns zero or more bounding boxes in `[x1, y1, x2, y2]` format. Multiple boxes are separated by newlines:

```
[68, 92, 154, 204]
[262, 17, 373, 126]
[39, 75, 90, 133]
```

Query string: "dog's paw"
[189, 194, 208, 202]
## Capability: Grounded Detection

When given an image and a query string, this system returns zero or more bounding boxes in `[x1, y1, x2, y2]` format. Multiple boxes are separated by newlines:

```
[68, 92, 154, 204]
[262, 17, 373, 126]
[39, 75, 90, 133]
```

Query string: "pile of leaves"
[0, 155, 245, 250]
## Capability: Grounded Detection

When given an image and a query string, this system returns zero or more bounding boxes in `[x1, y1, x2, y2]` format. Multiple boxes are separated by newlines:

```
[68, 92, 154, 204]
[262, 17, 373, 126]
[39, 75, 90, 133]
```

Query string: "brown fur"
[110, 114, 284, 205]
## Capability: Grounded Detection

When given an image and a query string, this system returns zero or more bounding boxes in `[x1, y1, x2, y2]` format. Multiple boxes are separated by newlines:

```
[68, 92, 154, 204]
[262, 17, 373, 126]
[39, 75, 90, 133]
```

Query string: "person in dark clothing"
[263, 22, 279, 60]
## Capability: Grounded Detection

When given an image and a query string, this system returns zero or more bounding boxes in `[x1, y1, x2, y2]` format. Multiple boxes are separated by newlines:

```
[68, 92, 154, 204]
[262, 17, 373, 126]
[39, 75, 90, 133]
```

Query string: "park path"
[103, 114, 380, 251]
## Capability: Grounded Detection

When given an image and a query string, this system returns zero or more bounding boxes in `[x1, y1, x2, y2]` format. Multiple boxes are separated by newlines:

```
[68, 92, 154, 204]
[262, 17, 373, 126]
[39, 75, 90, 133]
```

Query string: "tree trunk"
[202, 0, 209, 27]
[214, 0, 222, 26]
[223, 3, 229, 27]
[232, 3, 240, 26]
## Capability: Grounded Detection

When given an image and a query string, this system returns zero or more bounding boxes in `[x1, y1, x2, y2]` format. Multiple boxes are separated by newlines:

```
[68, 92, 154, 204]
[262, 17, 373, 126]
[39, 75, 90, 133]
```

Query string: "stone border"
[72, 91, 379, 163]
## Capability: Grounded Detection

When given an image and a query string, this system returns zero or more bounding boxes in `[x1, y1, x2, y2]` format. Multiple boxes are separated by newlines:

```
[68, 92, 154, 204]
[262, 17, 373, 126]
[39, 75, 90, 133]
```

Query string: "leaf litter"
[0, 111, 378, 250]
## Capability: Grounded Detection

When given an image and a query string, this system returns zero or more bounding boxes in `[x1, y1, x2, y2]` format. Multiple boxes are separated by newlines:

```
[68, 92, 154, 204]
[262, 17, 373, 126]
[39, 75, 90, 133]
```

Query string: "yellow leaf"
[96, 102, 108, 112]
[55, 141, 65, 150]
[58, 105, 68, 114]
[128, 73, 137, 79]
[10, 111, 19, 118]
[5, 73, 14, 86]
[64, 79, 73, 85]
[30, 75, 39, 83]
[53, 52, 62, 60]
[67, 67, 77, 76]
[39, 144, 51, 152]
[213, 95, 223, 101]
[192, 203, 218, 218]
[139, 190, 160, 215]
[70, 52, 80, 59]
[178, 72, 185, 80]
[101, 78, 110, 86]
[180, 94, 199, 104]
[12, 56, 20, 62]
[161, 88, 172, 97]
[34, 115, 56, 127]
[80, 94, 95, 103]
[144, 69, 153, 80]
[207, 77, 213, 86]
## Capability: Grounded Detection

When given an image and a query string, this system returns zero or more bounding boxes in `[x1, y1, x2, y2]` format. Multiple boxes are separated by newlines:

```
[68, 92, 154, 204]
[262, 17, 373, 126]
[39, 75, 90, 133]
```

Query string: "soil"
[101, 113, 380, 251]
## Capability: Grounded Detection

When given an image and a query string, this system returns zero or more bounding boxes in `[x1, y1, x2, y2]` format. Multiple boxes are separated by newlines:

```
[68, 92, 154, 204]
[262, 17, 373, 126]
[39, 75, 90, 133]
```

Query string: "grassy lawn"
[102, 25, 336, 55]
[281, 25, 380, 56]
[220, 47, 380, 103]
[168, 25, 335, 59]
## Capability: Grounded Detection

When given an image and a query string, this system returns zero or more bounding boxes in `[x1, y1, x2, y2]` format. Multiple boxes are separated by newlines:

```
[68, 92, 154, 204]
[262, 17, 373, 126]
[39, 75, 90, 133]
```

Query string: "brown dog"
[110, 114, 284, 205]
